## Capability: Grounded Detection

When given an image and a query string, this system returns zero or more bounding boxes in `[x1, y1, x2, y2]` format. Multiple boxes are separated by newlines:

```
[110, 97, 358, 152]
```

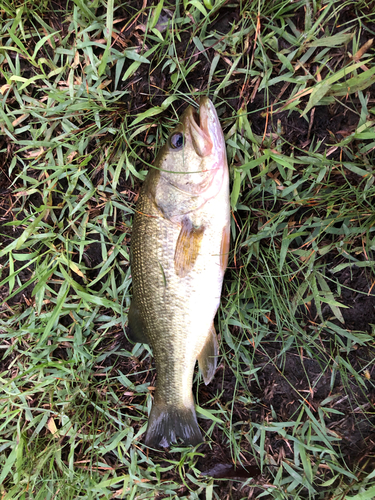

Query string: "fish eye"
[170, 132, 184, 150]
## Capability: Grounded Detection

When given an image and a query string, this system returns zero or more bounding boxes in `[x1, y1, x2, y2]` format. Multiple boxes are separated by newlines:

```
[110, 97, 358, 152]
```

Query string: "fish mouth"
[191, 108, 200, 128]
[161, 98, 227, 213]
[185, 97, 224, 158]
[185, 104, 211, 157]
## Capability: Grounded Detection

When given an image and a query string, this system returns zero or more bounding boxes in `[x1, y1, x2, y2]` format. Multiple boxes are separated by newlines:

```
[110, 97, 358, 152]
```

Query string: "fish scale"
[128, 97, 230, 448]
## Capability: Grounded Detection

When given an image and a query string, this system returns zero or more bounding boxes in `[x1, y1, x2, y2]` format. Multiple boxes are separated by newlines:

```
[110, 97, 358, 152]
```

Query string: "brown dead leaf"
[47, 417, 58, 437]
[67, 151, 77, 162]
[326, 146, 338, 157]
[24, 147, 45, 158]
[12, 114, 29, 127]
[0, 84, 11, 95]
[98, 79, 112, 89]
[72, 50, 80, 69]
[353, 38, 374, 62]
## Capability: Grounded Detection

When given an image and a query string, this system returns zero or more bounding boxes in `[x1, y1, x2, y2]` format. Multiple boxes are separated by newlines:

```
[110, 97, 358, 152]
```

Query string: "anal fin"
[127, 299, 149, 344]
[197, 323, 219, 385]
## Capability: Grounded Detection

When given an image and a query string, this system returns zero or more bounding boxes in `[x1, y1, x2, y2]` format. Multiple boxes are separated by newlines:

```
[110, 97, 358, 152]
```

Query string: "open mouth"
[192, 108, 200, 127]
[182, 98, 222, 158]
[187, 106, 212, 157]
[189, 101, 211, 140]
[189, 107, 205, 136]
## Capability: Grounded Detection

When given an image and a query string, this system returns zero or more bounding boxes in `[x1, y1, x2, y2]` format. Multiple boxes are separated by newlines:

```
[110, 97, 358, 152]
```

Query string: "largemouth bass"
[128, 97, 230, 448]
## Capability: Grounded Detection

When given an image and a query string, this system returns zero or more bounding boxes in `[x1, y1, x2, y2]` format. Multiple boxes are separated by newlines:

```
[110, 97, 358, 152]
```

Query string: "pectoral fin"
[197, 323, 219, 385]
[174, 218, 205, 278]
[127, 299, 149, 344]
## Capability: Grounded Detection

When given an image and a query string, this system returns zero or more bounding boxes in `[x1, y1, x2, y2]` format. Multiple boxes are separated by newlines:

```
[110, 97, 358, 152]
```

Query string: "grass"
[1, 0, 375, 498]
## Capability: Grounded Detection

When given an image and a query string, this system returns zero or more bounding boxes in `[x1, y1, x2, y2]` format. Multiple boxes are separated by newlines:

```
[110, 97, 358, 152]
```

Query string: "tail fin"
[144, 400, 202, 448]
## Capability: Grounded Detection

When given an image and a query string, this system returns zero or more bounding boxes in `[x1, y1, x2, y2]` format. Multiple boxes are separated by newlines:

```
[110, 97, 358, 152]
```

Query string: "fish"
[128, 96, 230, 448]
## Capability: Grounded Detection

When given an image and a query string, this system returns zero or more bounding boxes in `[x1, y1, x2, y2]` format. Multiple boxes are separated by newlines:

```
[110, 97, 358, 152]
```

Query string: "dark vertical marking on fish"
[128, 299, 149, 344]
